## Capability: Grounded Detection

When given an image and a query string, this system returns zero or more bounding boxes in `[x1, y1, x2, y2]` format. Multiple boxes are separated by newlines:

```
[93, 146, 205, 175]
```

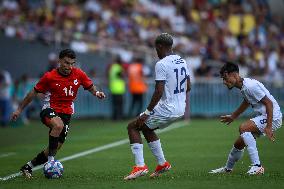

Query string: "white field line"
[0, 120, 189, 181]
[0, 152, 16, 158]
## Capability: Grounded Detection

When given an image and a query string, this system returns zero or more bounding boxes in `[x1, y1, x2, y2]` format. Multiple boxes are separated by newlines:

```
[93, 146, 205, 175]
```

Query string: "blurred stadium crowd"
[1, 0, 284, 80]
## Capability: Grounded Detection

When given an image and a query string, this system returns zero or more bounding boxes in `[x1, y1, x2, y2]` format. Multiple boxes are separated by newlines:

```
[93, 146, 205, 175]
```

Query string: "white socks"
[148, 139, 166, 165]
[130, 143, 145, 167]
[48, 156, 54, 161]
[130, 140, 166, 167]
[225, 146, 244, 170]
[241, 132, 261, 165]
[27, 161, 34, 168]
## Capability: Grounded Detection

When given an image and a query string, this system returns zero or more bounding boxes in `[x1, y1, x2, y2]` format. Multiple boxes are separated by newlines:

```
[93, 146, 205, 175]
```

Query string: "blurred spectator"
[195, 59, 212, 78]
[108, 56, 126, 120]
[89, 68, 96, 79]
[0, 70, 12, 127]
[0, 0, 283, 79]
[12, 74, 36, 124]
[238, 57, 249, 78]
[47, 52, 58, 71]
[127, 57, 148, 117]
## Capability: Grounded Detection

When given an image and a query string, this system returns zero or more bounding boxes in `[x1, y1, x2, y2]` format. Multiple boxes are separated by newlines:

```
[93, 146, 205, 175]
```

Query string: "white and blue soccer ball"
[43, 160, 64, 179]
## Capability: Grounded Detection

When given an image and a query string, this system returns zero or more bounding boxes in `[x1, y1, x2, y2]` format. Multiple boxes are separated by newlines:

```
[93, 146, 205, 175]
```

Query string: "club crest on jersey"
[74, 79, 78, 85]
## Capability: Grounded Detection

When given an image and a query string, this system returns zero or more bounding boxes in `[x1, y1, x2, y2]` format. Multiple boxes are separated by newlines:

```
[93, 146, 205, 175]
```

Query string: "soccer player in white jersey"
[124, 33, 191, 180]
[209, 62, 282, 175]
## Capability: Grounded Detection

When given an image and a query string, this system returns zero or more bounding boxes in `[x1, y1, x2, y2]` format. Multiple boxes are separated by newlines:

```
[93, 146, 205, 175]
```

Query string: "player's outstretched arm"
[11, 88, 38, 121]
[220, 100, 249, 125]
[88, 85, 106, 99]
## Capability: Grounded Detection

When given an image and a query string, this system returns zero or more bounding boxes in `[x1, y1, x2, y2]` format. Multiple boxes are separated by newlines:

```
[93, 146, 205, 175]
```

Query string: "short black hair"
[155, 33, 173, 47]
[59, 49, 76, 59]
[220, 62, 239, 77]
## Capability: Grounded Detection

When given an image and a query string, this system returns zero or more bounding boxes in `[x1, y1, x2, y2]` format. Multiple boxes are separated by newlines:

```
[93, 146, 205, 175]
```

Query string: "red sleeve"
[79, 69, 93, 90]
[34, 73, 49, 93]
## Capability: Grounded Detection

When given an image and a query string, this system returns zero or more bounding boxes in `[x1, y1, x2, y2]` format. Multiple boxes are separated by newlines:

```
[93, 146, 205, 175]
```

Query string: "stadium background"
[1, 0, 284, 188]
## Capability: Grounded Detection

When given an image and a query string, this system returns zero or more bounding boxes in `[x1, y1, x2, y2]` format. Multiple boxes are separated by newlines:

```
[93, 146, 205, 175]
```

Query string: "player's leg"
[210, 137, 246, 174]
[46, 116, 64, 160]
[30, 142, 64, 166]
[239, 118, 265, 174]
[141, 125, 166, 166]
[239, 120, 261, 166]
[21, 141, 64, 176]
[142, 111, 180, 177]
[127, 120, 145, 166]
[210, 127, 247, 174]
[141, 124, 171, 177]
[210, 120, 262, 174]
[20, 109, 65, 178]
[209, 137, 245, 174]
[124, 120, 148, 180]
[224, 137, 245, 171]
[38, 114, 71, 163]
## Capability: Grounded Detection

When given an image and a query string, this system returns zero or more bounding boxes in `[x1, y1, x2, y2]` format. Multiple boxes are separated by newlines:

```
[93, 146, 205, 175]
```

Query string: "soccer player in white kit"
[209, 62, 282, 175]
[124, 33, 191, 180]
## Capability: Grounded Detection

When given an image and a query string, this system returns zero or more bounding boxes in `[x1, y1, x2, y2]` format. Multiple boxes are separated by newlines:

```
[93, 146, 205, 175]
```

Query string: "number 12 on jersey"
[174, 67, 187, 94]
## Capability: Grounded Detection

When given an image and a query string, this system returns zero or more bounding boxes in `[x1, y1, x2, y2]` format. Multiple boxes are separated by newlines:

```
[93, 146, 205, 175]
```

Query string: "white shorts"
[145, 109, 182, 130]
[250, 115, 282, 135]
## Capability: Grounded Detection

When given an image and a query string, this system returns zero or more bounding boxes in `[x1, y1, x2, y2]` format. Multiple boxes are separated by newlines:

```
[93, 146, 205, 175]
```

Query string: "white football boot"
[209, 167, 232, 174]
[124, 165, 149, 180]
[247, 165, 264, 175]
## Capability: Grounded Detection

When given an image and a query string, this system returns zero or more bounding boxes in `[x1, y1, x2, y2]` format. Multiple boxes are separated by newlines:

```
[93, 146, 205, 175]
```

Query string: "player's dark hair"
[155, 33, 173, 47]
[59, 49, 76, 59]
[220, 61, 239, 77]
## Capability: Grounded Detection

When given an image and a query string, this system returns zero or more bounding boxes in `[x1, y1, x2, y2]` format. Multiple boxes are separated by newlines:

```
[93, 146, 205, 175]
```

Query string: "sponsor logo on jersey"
[74, 79, 78, 85]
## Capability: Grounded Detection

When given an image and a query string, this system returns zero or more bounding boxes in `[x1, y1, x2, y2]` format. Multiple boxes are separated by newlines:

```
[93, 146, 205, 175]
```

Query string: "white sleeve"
[248, 84, 265, 102]
[155, 62, 166, 81]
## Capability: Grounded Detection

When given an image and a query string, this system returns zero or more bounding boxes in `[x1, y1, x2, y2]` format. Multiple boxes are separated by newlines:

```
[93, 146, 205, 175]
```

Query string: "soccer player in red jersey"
[11, 49, 106, 178]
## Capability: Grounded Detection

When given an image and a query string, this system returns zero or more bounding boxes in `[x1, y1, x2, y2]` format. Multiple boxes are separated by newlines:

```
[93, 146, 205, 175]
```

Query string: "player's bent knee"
[127, 123, 133, 131]
[52, 123, 64, 134]
[127, 121, 137, 130]
[239, 123, 248, 134]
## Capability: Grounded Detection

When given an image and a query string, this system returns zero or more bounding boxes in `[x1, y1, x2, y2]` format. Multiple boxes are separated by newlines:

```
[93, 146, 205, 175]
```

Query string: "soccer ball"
[43, 160, 64, 179]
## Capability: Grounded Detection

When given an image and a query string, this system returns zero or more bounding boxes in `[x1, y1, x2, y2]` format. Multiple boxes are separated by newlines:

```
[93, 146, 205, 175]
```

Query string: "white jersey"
[241, 78, 282, 120]
[154, 54, 189, 117]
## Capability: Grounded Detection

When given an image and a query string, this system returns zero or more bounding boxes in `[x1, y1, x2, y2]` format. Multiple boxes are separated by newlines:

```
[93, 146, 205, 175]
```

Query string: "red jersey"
[34, 68, 93, 114]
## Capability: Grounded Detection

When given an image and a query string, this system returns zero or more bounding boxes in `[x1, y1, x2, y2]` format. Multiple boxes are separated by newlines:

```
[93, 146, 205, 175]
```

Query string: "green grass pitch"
[0, 119, 284, 189]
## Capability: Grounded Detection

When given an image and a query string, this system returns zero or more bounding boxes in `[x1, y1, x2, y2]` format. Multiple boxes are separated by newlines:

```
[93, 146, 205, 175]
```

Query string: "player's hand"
[220, 115, 234, 125]
[11, 109, 21, 121]
[264, 127, 275, 142]
[95, 91, 106, 99]
[136, 113, 149, 128]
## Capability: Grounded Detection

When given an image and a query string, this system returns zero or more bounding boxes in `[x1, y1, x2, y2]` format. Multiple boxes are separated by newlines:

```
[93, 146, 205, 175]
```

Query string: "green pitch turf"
[0, 119, 284, 189]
